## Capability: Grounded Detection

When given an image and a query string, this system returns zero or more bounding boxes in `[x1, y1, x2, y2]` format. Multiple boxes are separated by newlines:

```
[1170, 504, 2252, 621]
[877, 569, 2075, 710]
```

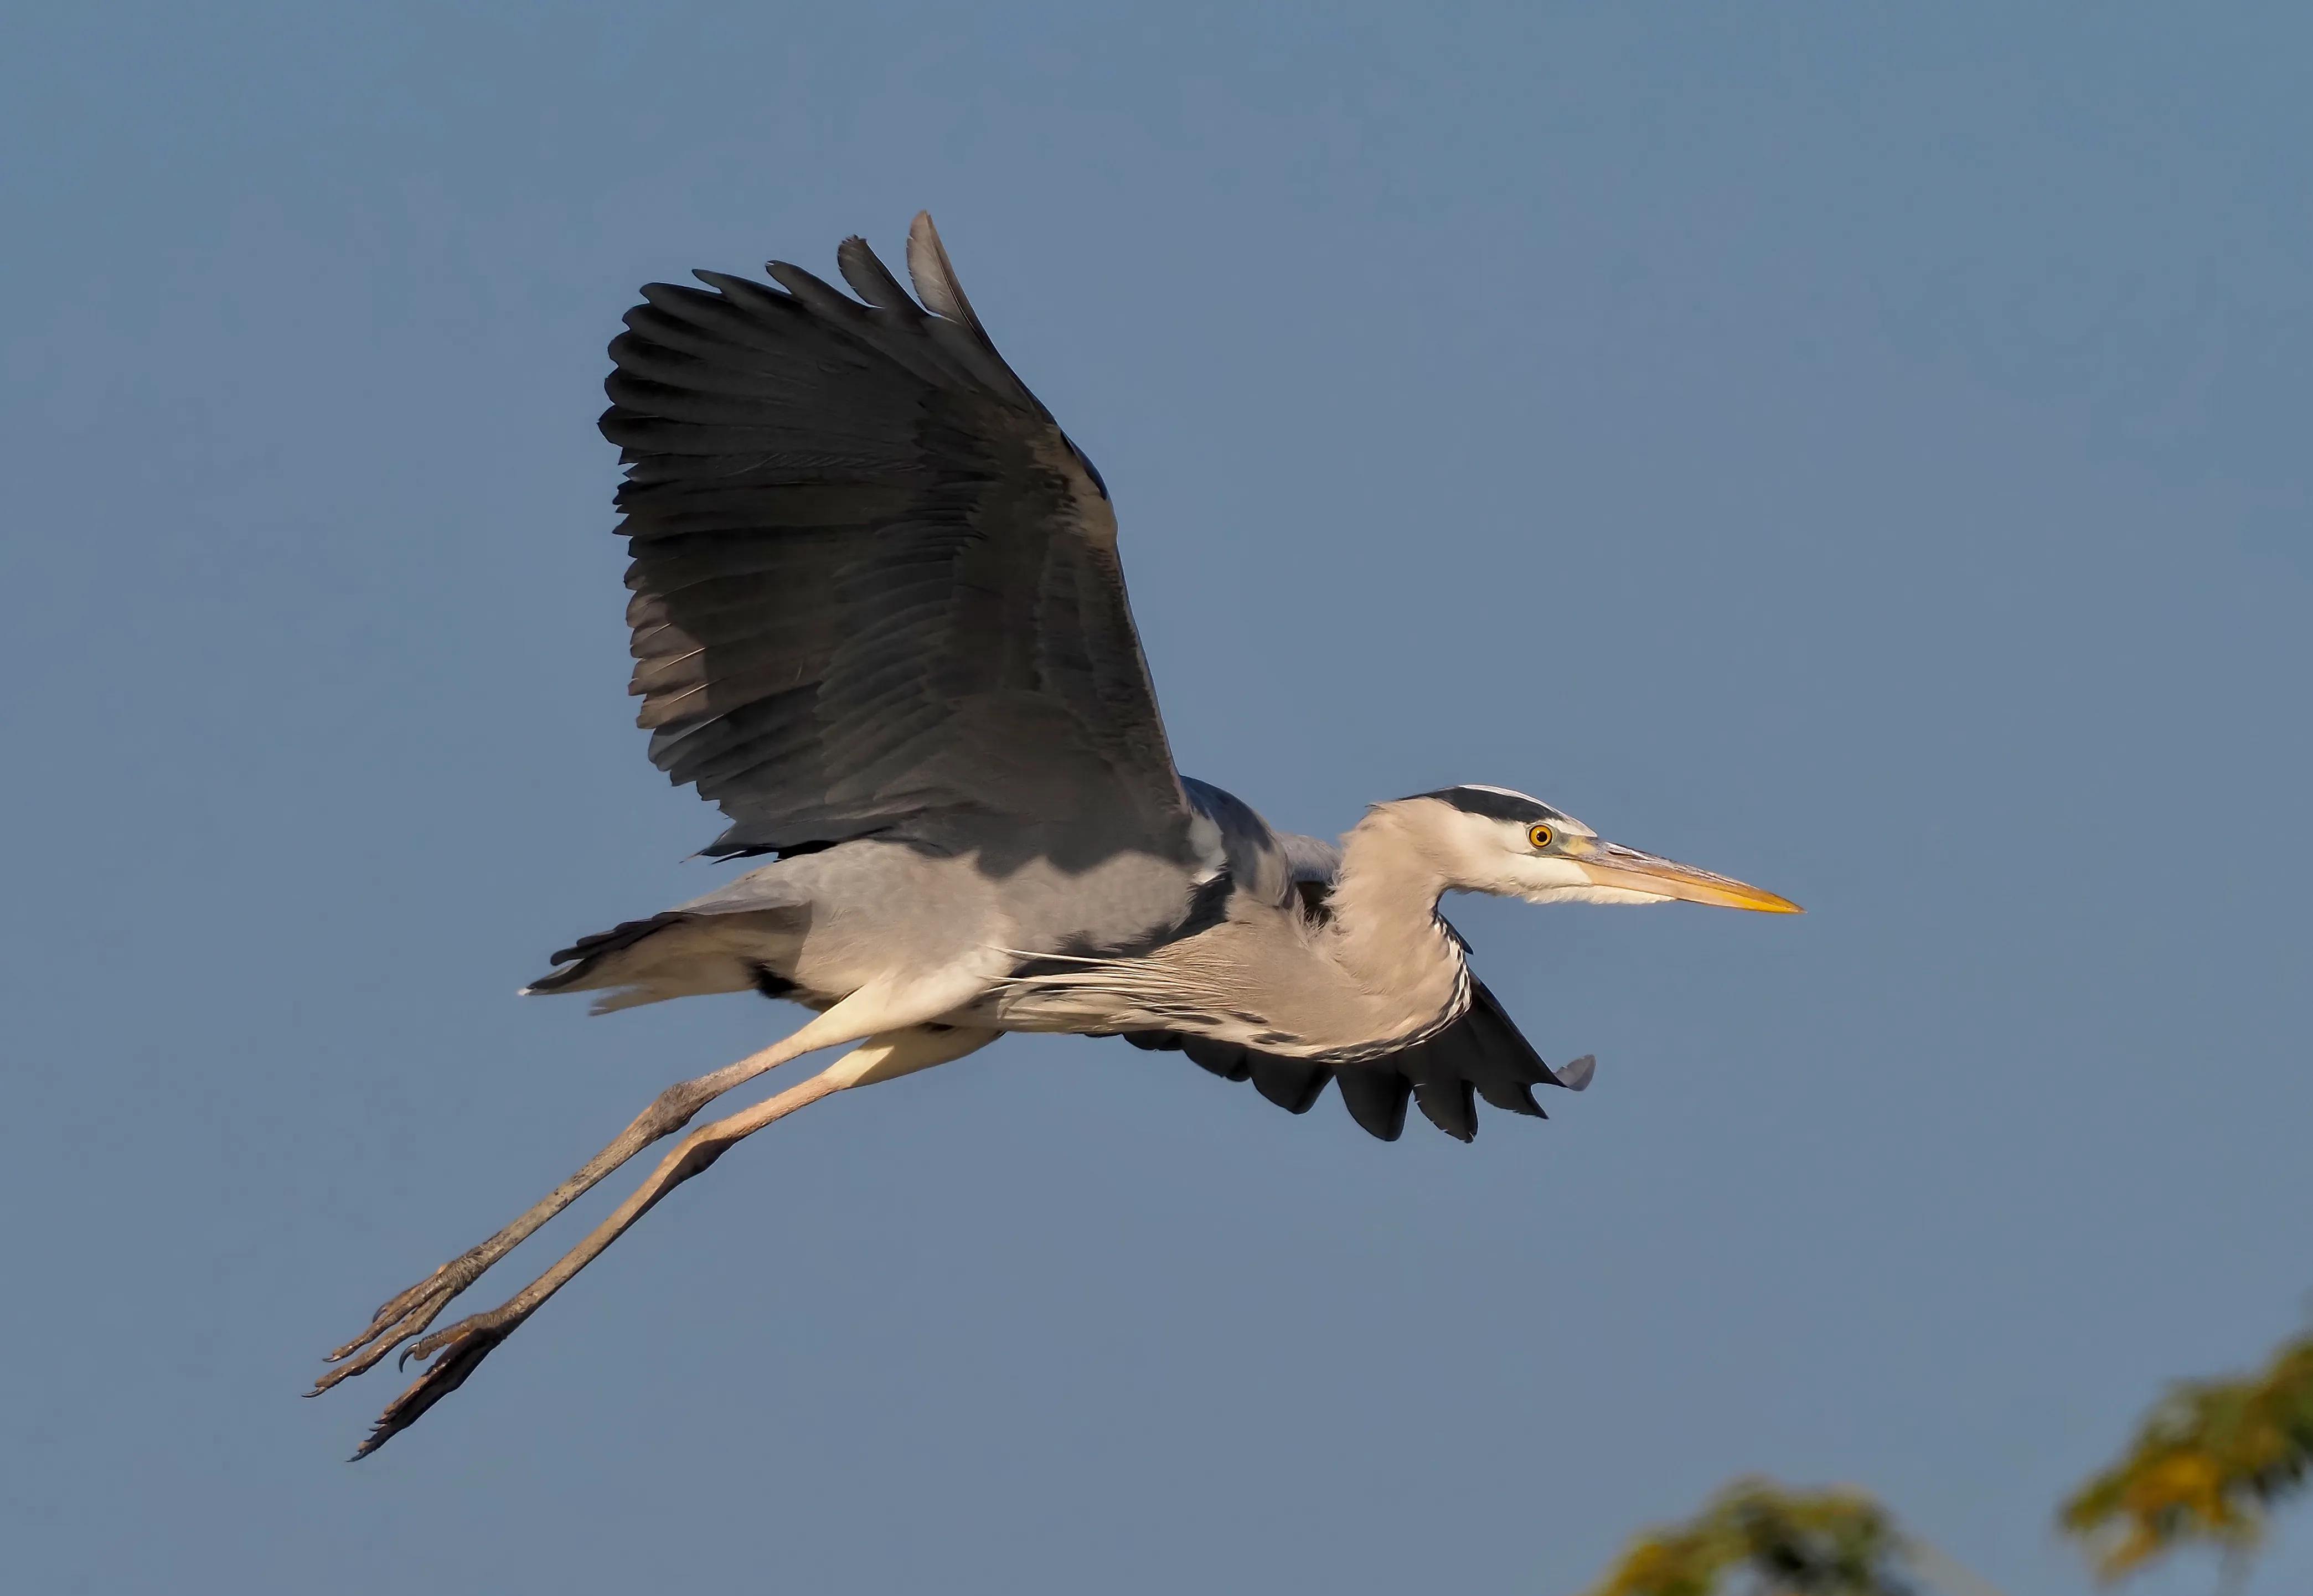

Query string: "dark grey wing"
[606, 213, 1192, 861]
[1179, 778, 1312, 911]
[1123, 979, 1588, 1143]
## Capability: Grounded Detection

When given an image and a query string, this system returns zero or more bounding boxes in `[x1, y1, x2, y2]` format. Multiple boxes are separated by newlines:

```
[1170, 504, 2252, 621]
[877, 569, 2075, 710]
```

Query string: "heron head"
[1398, 785, 1802, 912]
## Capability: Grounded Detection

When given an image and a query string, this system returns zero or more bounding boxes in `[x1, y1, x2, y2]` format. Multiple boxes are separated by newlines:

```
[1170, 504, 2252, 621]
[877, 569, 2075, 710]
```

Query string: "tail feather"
[522, 903, 807, 1013]
[524, 913, 695, 993]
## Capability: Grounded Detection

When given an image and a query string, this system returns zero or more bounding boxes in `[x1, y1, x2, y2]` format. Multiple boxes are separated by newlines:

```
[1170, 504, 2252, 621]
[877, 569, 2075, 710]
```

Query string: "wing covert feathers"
[1124, 980, 1583, 1144]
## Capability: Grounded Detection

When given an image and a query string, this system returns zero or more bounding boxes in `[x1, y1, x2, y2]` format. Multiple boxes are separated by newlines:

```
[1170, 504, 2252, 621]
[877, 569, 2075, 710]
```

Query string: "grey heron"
[313, 213, 1799, 1457]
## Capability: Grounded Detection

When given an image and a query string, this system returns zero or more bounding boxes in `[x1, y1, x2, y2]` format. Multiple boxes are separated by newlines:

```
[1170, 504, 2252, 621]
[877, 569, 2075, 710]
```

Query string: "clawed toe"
[351, 1315, 518, 1460]
[327, 1273, 448, 1362]
[316, 1266, 530, 1455]
[404, 1308, 498, 1367]
[310, 1258, 482, 1396]
[313, 1038, 861, 1455]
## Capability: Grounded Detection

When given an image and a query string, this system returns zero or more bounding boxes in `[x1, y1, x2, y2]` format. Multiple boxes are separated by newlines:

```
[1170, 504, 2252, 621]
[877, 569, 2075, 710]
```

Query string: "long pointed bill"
[1574, 841, 1804, 913]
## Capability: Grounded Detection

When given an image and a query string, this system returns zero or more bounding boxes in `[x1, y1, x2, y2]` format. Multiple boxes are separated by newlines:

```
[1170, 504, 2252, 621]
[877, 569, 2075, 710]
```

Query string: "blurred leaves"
[1576, 1318, 2313, 1595]
[1578, 1478, 1916, 1596]
[2059, 1326, 2313, 1580]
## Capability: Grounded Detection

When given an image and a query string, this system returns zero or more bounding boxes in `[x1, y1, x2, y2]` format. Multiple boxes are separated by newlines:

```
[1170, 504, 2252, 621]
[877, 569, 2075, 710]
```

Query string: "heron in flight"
[313, 213, 1799, 1456]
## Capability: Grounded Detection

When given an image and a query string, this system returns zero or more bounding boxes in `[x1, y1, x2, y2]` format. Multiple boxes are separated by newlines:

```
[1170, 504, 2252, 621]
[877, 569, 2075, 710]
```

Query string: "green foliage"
[2059, 1328, 2313, 1579]
[1579, 1478, 1914, 1596]
[1578, 1320, 2313, 1595]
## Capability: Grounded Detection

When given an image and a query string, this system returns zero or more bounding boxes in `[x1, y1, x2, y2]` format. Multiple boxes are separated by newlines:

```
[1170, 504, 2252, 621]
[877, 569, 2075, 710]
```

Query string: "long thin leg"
[350, 1022, 995, 1458]
[315, 977, 987, 1393]
[314, 1043, 790, 1391]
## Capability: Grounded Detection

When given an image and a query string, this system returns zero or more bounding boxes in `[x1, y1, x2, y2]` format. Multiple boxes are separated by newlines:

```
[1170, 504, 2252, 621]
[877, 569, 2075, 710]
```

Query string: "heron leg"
[313, 978, 989, 1393]
[346, 1022, 995, 1458]
[313, 1046, 786, 1391]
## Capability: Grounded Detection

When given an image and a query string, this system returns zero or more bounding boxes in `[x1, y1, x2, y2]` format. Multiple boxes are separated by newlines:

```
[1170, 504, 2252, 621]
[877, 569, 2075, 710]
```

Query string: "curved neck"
[1324, 807, 1465, 1009]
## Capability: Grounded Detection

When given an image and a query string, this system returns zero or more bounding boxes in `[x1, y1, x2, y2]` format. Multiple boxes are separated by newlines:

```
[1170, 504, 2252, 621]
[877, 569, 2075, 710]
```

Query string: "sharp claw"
[328, 1258, 476, 1365]
[407, 1318, 469, 1365]
[312, 1307, 427, 1395]
[318, 1272, 466, 1390]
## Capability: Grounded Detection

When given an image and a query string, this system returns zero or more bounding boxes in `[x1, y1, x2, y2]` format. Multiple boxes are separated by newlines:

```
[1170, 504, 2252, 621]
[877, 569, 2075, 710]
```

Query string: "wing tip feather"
[906, 210, 982, 333]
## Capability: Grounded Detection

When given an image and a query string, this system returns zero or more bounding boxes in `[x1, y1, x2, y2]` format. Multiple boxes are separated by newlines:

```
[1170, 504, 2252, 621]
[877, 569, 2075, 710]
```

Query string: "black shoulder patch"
[1173, 867, 1236, 943]
[1411, 786, 1565, 825]
[1293, 877, 1335, 926]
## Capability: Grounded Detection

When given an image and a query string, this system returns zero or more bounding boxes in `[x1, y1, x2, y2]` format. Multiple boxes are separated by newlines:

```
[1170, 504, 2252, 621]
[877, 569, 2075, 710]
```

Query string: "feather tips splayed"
[1122, 982, 1593, 1144]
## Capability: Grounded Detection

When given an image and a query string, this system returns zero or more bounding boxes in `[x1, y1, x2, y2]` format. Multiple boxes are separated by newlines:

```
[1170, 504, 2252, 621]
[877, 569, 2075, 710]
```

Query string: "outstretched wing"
[603, 213, 1192, 861]
[1124, 978, 1591, 1144]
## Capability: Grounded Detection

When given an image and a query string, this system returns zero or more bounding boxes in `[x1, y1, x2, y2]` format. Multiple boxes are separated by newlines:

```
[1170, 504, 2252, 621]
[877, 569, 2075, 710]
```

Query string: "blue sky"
[3, 4, 2308, 1592]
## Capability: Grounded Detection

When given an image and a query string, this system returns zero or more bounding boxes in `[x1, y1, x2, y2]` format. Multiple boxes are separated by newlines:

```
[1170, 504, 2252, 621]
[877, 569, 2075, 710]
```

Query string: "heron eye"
[1527, 823, 1553, 849]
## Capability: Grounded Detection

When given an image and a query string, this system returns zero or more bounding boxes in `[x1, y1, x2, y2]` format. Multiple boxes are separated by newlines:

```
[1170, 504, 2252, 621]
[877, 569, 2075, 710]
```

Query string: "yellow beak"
[1573, 840, 1804, 913]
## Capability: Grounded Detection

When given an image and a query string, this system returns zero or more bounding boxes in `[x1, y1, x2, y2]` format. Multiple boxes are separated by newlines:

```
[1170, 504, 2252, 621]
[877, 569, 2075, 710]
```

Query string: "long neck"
[1324, 808, 1467, 1017]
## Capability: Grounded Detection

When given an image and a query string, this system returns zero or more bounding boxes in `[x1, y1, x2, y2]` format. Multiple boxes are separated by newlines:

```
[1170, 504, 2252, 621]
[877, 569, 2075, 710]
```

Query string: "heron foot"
[308, 1252, 488, 1397]
[309, 1051, 817, 1403]
[328, 1068, 860, 1454]
[315, 1022, 994, 1456]
[349, 1311, 521, 1460]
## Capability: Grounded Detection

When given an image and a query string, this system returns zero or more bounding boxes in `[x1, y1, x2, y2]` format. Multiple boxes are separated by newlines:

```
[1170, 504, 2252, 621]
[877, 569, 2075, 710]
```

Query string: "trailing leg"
[314, 975, 990, 1393]
[348, 1022, 995, 1457]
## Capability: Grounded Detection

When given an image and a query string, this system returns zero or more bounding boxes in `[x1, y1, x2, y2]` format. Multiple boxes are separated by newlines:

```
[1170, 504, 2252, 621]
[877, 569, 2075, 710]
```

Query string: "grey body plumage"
[316, 215, 1797, 1456]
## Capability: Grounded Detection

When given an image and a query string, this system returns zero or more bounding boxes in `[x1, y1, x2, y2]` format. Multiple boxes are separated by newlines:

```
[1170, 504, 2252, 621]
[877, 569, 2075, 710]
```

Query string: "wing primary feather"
[1410, 1072, 1479, 1142]
[905, 211, 984, 335]
[758, 262, 871, 322]
[1181, 1036, 1253, 1082]
[601, 219, 1190, 864]
[1248, 1056, 1334, 1115]
[835, 235, 921, 314]
[1334, 1067, 1411, 1142]
[765, 259, 1018, 399]
[688, 269, 806, 323]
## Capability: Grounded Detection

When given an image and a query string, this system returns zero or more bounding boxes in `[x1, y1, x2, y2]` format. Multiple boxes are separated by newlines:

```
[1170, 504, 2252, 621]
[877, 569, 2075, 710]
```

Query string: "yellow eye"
[1527, 823, 1553, 849]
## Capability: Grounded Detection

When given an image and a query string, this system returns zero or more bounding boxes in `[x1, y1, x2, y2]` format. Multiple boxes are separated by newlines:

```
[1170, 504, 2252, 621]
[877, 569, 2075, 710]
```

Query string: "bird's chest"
[1148, 914, 1473, 1061]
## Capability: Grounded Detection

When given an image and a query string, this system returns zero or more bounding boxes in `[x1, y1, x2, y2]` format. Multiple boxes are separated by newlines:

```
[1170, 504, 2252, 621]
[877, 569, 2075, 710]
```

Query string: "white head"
[1377, 785, 1803, 912]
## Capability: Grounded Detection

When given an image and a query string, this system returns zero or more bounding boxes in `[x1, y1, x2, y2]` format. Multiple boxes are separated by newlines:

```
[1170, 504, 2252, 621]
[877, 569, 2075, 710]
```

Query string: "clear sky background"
[3, 5, 2307, 1593]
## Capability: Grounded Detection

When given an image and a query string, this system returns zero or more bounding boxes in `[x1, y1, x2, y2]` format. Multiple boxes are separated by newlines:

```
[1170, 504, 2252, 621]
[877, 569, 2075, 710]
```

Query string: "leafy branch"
[2059, 1328, 2313, 1580]
[1578, 1478, 1920, 1596]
